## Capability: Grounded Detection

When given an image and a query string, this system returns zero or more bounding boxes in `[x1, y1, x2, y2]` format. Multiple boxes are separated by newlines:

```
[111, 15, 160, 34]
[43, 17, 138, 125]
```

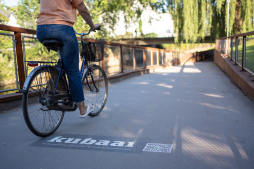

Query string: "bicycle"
[22, 27, 108, 137]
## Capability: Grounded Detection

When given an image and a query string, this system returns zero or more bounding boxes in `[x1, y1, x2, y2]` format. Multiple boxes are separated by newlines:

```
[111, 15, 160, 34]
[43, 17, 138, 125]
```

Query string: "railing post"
[235, 37, 238, 65]
[152, 50, 154, 67]
[157, 50, 159, 67]
[120, 45, 123, 73]
[231, 38, 233, 61]
[101, 45, 105, 70]
[134, 48, 136, 70]
[157, 51, 158, 66]
[242, 36, 246, 70]
[15, 32, 25, 90]
[144, 48, 146, 69]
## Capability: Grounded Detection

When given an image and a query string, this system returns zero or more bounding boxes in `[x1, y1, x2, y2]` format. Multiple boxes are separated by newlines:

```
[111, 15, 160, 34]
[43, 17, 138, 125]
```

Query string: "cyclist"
[36, 0, 100, 117]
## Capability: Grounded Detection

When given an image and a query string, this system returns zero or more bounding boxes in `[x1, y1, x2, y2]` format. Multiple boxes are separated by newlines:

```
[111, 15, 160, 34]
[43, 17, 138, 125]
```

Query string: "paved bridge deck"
[1, 60, 254, 169]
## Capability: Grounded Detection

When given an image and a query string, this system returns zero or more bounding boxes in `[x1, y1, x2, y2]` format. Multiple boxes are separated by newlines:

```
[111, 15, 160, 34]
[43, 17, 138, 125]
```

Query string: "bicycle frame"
[42, 32, 99, 102]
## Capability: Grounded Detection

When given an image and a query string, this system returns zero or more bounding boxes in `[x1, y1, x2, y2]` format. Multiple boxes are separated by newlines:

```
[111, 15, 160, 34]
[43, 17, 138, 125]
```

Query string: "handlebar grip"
[95, 26, 101, 30]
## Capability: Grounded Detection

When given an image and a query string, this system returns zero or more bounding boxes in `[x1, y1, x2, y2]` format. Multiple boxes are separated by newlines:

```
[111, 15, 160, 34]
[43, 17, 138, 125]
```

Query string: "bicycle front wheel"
[23, 66, 67, 137]
[82, 65, 108, 117]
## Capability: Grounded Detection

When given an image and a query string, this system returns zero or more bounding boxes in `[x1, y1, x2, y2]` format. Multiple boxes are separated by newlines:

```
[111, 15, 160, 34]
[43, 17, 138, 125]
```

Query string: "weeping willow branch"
[167, 0, 254, 43]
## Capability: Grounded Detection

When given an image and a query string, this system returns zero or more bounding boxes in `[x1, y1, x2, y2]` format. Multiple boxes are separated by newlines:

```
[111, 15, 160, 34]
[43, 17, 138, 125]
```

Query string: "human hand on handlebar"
[91, 24, 101, 32]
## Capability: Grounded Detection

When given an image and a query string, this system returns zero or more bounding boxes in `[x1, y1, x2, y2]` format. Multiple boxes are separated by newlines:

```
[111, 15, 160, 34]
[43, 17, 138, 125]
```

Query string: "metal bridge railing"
[0, 33, 19, 93]
[216, 31, 254, 75]
[0, 24, 177, 98]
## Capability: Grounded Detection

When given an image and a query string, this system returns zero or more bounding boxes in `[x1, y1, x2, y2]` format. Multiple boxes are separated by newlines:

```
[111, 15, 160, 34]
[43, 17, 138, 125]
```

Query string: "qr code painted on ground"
[143, 143, 173, 153]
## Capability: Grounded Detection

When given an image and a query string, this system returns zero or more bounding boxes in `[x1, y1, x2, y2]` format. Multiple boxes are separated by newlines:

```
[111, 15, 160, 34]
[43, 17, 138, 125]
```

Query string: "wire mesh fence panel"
[0, 33, 19, 94]
[23, 36, 59, 77]
[159, 51, 163, 65]
[232, 38, 235, 61]
[237, 38, 243, 66]
[162, 52, 167, 65]
[103, 45, 121, 75]
[153, 51, 158, 66]
[122, 47, 134, 71]
[172, 51, 178, 61]
[165, 52, 171, 65]
[216, 40, 219, 49]
[146, 50, 152, 67]
[136, 49, 144, 68]
[220, 39, 225, 53]
[244, 38, 254, 74]
[226, 39, 231, 56]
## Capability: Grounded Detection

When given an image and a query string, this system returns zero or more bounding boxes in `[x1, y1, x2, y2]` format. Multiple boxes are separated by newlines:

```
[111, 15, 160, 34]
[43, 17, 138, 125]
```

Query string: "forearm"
[77, 2, 95, 29]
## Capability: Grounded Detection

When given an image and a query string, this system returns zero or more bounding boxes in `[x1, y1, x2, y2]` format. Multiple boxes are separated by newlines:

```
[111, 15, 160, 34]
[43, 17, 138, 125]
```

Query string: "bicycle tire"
[82, 65, 108, 117]
[23, 66, 67, 137]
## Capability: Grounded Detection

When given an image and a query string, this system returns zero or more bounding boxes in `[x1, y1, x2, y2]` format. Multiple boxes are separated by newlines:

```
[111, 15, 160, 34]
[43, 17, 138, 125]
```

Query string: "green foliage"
[0, 34, 15, 86]
[23, 39, 58, 62]
[0, 37, 58, 86]
[0, 0, 9, 23]
[167, 0, 254, 43]
[15, 0, 40, 29]
[73, 0, 154, 39]
[144, 32, 158, 37]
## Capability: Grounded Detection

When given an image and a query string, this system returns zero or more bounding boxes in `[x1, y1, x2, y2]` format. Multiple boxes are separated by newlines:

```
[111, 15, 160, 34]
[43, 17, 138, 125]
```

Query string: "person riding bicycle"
[36, 0, 100, 117]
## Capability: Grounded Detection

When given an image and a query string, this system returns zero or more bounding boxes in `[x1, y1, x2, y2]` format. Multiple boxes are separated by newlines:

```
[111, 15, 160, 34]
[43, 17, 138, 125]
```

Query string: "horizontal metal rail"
[0, 24, 178, 101]
[216, 31, 254, 75]
[0, 32, 14, 36]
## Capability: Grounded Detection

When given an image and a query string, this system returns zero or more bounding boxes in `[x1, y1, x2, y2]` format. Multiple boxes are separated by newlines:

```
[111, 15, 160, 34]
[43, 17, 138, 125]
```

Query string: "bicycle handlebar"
[74, 26, 102, 36]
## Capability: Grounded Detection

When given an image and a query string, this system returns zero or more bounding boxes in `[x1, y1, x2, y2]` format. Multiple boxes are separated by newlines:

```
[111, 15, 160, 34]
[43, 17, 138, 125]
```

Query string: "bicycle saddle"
[43, 39, 64, 52]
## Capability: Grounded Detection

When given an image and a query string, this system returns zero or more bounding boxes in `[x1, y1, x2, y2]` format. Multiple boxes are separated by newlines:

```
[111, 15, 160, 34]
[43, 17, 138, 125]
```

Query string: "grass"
[236, 39, 254, 72]
[245, 42, 254, 72]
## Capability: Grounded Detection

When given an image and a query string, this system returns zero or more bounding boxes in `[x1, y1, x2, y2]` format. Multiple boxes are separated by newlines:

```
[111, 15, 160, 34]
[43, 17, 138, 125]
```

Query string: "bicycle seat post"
[57, 49, 62, 60]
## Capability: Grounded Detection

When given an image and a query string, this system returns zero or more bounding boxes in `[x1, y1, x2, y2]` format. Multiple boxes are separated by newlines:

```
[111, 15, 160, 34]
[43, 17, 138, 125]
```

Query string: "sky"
[2, 0, 19, 7]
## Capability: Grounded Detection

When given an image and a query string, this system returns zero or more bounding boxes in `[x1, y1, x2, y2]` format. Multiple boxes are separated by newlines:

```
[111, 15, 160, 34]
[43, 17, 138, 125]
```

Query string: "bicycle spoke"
[24, 67, 65, 137]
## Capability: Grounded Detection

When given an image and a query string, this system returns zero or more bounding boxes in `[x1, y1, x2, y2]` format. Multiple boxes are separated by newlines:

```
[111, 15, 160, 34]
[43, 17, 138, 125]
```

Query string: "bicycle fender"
[22, 65, 50, 92]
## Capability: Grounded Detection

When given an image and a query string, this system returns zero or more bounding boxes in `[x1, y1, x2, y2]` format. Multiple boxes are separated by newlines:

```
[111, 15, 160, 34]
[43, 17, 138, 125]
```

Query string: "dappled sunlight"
[132, 82, 149, 85]
[100, 113, 109, 118]
[130, 118, 147, 125]
[154, 63, 202, 74]
[204, 93, 224, 98]
[117, 128, 144, 138]
[102, 106, 112, 111]
[181, 129, 233, 158]
[200, 103, 240, 113]
[185, 91, 225, 98]
[183, 67, 202, 73]
[163, 92, 170, 95]
[155, 67, 182, 73]
[157, 83, 173, 88]
[232, 137, 249, 161]
[180, 128, 249, 164]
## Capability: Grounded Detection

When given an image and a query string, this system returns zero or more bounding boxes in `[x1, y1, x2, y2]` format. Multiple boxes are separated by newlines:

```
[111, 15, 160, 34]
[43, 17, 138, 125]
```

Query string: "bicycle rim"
[82, 65, 108, 116]
[23, 66, 66, 137]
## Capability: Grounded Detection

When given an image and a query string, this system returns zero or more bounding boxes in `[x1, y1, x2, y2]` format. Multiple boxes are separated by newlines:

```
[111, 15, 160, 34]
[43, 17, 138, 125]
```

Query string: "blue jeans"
[36, 24, 84, 102]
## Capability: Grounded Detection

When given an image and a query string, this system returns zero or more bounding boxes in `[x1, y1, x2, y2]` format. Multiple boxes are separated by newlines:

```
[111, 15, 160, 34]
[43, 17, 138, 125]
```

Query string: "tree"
[14, 0, 156, 39]
[0, 0, 9, 23]
[75, 0, 155, 39]
[15, 0, 40, 29]
[167, 0, 254, 43]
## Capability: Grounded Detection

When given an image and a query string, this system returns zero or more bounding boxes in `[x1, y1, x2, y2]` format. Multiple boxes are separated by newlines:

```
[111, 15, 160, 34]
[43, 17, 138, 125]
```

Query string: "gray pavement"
[1, 60, 254, 169]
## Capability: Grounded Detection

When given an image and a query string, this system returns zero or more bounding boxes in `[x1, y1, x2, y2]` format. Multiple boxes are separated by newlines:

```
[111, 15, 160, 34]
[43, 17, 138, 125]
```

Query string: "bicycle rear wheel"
[23, 66, 67, 137]
[82, 65, 108, 117]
